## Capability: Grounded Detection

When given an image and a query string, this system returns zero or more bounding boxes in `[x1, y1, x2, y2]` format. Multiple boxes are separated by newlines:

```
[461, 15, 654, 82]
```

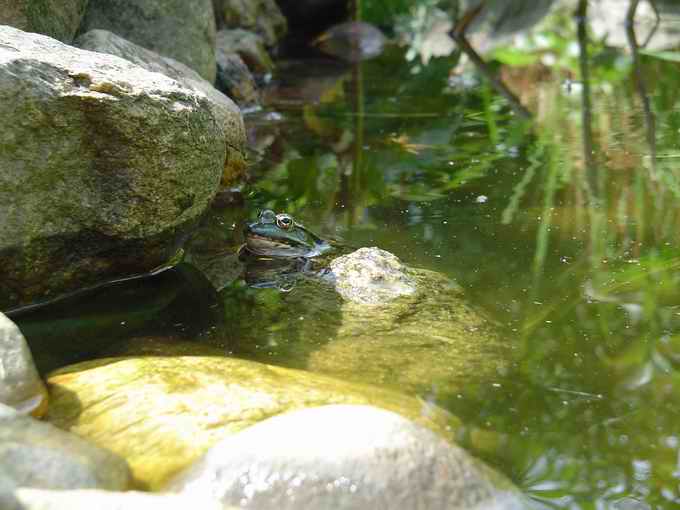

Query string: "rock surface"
[228, 256, 511, 399]
[216, 29, 274, 75]
[330, 247, 416, 304]
[79, 0, 217, 82]
[215, 50, 261, 110]
[74, 29, 247, 181]
[0, 0, 89, 43]
[166, 405, 525, 510]
[0, 403, 130, 491]
[213, 0, 287, 46]
[9, 488, 226, 510]
[45, 356, 459, 489]
[0, 313, 48, 417]
[0, 26, 226, 310]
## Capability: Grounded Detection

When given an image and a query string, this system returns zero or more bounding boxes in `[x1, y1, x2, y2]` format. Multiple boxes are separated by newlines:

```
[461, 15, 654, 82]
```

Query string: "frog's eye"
[258, 210, 276, 224]
[276, 214, 294, 230]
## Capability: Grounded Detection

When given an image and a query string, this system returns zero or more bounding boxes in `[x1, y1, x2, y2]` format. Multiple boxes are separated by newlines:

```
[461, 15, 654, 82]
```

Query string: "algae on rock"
[75, 29, 247, 183]
[46, 355, 460, 489]
[223, 266, 513, 399]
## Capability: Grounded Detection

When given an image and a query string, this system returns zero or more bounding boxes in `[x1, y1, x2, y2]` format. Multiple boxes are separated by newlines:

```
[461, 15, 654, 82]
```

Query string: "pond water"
[11, 29, 680, 510]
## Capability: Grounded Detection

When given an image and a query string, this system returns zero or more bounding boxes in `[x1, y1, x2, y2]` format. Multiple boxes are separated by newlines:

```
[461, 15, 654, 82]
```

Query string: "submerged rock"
[330, 247, 416, 304]
[0, 403, 130, 491]
[75, 29, 247, 181]
[0, 313, 47, 417]
[0, 26, 226, 310]
[166, 404, 524, 510]
[0, 0, 88, 43]
[79, 0, 217, 82]
[225, 250, 512, 399]
[9, 488, 224, 510]
[213, 0, 287, 47]
[45, 356, 458, 489]
[216, 29, 274, 75]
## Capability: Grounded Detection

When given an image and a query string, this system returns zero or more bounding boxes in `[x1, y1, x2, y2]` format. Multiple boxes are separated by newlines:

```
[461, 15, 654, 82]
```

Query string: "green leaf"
[489, 47, 540, 67]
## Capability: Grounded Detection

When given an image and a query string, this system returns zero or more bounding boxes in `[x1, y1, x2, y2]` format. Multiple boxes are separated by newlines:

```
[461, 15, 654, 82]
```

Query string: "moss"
[46, 355, 461, 489]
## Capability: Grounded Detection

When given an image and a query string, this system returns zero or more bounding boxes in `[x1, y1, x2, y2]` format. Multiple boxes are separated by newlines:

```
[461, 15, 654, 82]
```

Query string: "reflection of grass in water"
[532, 141, 560, 292]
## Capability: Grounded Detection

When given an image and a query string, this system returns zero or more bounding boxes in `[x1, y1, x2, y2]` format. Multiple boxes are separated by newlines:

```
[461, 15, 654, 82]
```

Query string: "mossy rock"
[46, 356, 460, 489]
[224, 266, 513, 400]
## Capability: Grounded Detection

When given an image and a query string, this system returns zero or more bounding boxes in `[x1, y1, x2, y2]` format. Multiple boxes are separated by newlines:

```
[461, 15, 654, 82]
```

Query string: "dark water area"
[12, 27, 680, 509]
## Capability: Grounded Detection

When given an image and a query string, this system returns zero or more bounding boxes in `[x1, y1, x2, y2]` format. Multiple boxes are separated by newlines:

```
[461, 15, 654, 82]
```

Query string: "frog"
[239, 210, 336, 290]
[241, 209, 332, 259]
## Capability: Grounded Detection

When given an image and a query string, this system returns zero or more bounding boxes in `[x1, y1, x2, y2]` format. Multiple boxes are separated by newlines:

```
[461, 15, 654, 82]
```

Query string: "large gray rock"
[0, 314, 47, 417]
[0, 26, 226, 310]
[9, 488, 226, 510]
[74, 29, 247, 178]
[79, 0, 216, 82]
[0, 403, 130, 491]
[45, 356, 457, 490]
[213, 0, 287, 46]
[166, 405, 525, 510]
[0, 0, 89, 43]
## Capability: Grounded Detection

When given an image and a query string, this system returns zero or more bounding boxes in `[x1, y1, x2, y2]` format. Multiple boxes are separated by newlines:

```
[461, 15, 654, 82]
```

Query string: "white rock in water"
[10, 488, 223, 510]
[0, 313, 47, 416]
[166, 404, 526, 510]
[330, 247, 417, 304]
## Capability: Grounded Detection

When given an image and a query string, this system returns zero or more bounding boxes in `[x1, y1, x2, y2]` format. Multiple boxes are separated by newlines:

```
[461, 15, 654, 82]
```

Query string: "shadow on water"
[9, 264, 226, 374]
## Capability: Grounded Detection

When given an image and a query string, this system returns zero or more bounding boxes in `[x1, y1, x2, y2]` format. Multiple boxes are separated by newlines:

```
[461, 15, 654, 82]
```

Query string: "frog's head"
[244, 210, 329, 258]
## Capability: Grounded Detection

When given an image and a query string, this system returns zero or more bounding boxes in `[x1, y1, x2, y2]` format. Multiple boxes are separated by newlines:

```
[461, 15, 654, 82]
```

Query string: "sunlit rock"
[166, 405, 525, 510]
[0, 403, 130, 491]
[75, 29, 247, 182]
[79, 0, 216, 82]
[0, 26, 226, 310]
[45, 356, 459, 490]
[0, 0, 88, 43]
[0, 313, 47, 417]
[330, 247, 417, 304]
[9, 488, 226, 510]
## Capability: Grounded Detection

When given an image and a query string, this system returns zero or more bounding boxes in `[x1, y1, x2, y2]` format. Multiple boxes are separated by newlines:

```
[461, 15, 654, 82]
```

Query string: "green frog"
[240, 210, 335, 290]
[241, 209, 332, 259]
